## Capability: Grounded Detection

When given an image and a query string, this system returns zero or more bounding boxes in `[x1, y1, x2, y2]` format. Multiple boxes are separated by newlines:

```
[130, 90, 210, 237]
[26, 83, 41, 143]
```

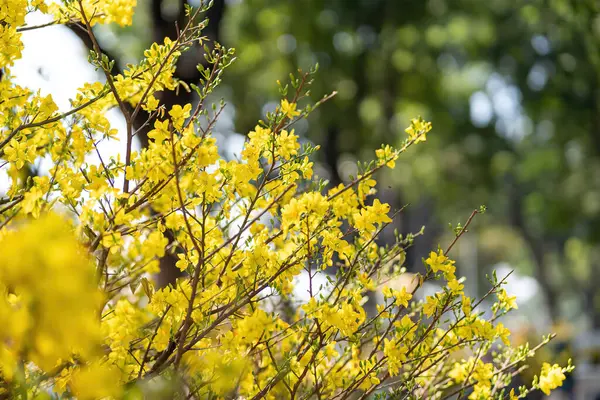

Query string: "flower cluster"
[50, 0, 137, 27]
[0, 1, 572, 399]
[0, 215, 107, 398]
[538, 362, 567, 395]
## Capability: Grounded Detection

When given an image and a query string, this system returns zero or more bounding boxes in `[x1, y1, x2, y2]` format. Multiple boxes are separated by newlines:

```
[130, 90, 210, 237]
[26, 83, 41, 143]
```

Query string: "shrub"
[0, 1, 572, 399]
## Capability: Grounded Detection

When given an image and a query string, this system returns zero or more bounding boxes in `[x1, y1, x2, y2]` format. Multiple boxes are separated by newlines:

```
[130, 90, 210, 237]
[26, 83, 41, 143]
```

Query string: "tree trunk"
[508, 177, 560, 322]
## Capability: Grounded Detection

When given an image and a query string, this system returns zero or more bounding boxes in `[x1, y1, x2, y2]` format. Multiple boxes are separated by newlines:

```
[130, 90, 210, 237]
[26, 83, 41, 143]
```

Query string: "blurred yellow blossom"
[538, 362, 566, 395]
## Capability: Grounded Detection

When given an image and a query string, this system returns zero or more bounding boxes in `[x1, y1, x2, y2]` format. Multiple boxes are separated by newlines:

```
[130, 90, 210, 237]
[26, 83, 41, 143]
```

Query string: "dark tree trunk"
[508, 176, 560, 322]
[324, 126, 341, 186]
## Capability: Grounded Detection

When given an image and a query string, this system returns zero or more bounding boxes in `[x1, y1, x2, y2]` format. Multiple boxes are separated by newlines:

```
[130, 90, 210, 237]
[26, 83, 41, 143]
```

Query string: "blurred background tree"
[90, 0, 600, 332]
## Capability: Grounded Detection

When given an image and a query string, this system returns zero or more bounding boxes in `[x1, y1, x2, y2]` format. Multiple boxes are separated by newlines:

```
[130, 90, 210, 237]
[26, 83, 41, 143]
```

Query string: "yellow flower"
[495, 322, 511, 345]
[395, 287, 412, 308]
[469, 381, 491, 400]
[280, 99, 300, 118]
[405, 116, 431, 143]
[0, 24, 23, 69]
[423, 295, 438, 317]
[169, 103, 192, 130]
[4, 139, 34, 169]
[355, 272, 374, 291]
[0, 215, 102, 373]
[31, 0, 49, 13]
[51, 0, 137, 27]
[143, 95, 160, 111]
[275, 129, 300, 160]
[383, 338, 407, 376]
[472, 361, 493, 383]
[538, 362, 566, 395]
[448, 278, 464, 293]
[425, 250, 449, 273]
[382, 286, 393, 299]
[498, 289, 518, 310]
[70, 362, 122, 400]
[449, 359, 473, 383]
[375, 144, 397, 169]
[462, 296, 472, 316]
[102, 231, 123, 254]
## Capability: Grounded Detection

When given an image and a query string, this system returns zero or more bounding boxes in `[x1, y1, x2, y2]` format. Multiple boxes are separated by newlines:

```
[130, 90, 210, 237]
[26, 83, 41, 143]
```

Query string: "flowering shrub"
[0, 1, 573, 399]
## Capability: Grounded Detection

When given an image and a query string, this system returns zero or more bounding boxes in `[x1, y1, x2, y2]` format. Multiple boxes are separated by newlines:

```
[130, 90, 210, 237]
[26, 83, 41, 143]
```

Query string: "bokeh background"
[12, 0, 600, 398]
